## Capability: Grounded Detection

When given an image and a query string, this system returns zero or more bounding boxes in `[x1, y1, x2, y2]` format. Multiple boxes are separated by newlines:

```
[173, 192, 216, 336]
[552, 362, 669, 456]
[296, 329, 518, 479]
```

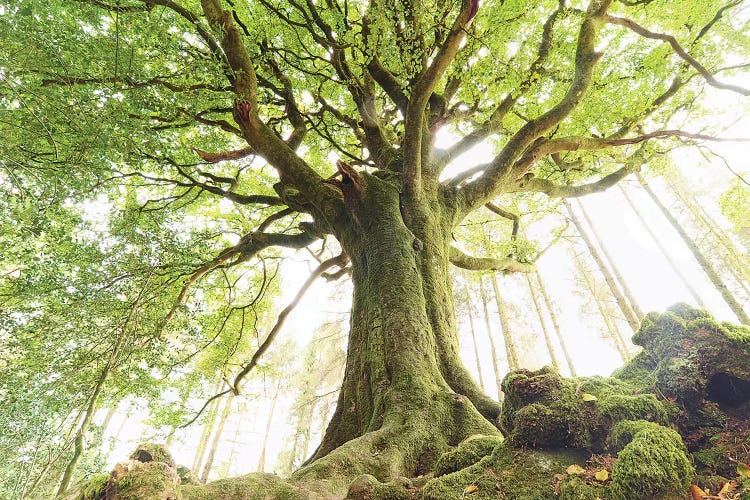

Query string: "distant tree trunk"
[535, 271, 576, 376]
[637, 173, 750, 325]
[200, 395, 234, 482]
[100, 404, 119, 437]
[479, 277, 504, 402]
[525, 273, 560, 370]
[257, 384, 281, 473]
[575, 199, 644, 320]
[565, 200, 641, 332]
[618, 183, 706, 307]
[106, 401, 132, 459]
[490, 274, 520, 371]
[575, 253, 630, 362]
[666, 177, 750, 296]
[460, 274, 486, 390]
[192, 377, 223, 473]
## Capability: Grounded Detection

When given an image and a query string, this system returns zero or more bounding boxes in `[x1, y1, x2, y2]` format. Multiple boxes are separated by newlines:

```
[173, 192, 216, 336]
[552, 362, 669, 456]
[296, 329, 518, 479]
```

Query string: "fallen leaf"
[719, 480, 738, 497]
[581, 393, 598, 401]
[690, 484, 707, 500]
[566, 464, 585, 475]
[462, 484, 479, 496]
[594, 469, 609, 482]
[738, 462, 750, 479]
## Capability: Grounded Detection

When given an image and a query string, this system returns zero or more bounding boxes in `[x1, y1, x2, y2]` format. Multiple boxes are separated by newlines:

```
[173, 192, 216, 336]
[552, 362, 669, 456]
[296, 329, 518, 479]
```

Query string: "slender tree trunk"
[460, 274, 485, 390]
[575, 198, 644, 320]
[200, 395, 234, 482]
[525, 273, 560, 369]
[100, 404, 119, 437]
[535, 271, 576, 376]
[192, 377, 223, 473]
[637, 173, 750, 324]
[666, 177, 750, 296]
[575, 253, 630, 362]
[257, 385, 281, 472]
[479, 277, 504, 401]
[106, 401, 132, 459]
[618, 183, 706, 306]
[490, 274, 520, 371]
[565, 200, 640, 332]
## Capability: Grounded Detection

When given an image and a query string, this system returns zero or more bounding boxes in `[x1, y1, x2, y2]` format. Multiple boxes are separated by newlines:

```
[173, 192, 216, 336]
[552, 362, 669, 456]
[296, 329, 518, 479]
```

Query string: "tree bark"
[575, 198, 644, 320]
[192, 377, 223, 473]
[294, 173, 500, 489]
[565, 199, 641, 332]
[525, 273, 560, 370]
[490, 274, 520, 371]
[637, 173, 749, 324]
[535, 271, 577, 376]
[618, 183, 706, 307]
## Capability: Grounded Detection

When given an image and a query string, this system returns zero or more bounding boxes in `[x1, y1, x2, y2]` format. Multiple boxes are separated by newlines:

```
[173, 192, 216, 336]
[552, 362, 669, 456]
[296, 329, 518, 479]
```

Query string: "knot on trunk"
[323, 161, 366, 221]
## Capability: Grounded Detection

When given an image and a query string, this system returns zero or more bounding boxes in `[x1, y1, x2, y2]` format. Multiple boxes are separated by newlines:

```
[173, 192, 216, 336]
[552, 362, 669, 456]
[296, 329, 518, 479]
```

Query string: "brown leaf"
[690, 484, 707, 500]
[462, 484, 479, 496]
[737, 462, 750, 479]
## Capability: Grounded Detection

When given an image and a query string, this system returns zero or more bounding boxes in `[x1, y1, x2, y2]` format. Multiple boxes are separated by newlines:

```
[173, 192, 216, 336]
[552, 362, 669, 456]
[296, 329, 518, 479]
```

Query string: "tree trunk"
[535, 271, 577, 376]
[575, 252, 630, 362]
[618, 183, 707, 307]
[192, 377, 223, 473]
[479, 277, 504, 402]
[490, 274, 520, 371]
[460, 274, 486, 390]
[666, 177, 750, 297]
[525, 273, 560, 370]
[200, 395, 234, 482]
[257, 384, 281, 473]
[637, 173, 750, 324]
[575, 198, 644, 320]
[295, 173, 500, 489]
[565, 200, 641, 332]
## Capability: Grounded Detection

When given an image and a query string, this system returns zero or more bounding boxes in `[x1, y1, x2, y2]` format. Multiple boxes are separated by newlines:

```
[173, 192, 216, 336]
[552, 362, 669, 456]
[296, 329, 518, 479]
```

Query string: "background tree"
[2, 0, 750, 496]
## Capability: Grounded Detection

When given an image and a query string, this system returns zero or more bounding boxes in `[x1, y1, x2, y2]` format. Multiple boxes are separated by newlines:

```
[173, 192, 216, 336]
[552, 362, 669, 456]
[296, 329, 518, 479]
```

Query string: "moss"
[129, 443, 176, 467]
[557, 476, 604, 500]
[423, 442, 590, 500]
[345, 474, 417, 499]
[433, 434, 503, 477]
[177, 465, 201, 485]
[77, 473, 109, 500]
[607, 420, 694, 500]
[110, 461, 180, 500]
[693, 446, 734, 477]
[181, 473, 316, 500]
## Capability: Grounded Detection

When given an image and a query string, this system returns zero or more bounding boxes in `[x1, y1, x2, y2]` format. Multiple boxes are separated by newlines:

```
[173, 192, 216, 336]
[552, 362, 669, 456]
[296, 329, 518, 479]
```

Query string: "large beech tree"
[2, 0, 750, 496]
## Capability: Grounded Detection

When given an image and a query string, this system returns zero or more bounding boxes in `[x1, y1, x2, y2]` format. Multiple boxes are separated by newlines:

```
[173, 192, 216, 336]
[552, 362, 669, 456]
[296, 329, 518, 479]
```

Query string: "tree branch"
[230, 252, 349, 393]
[607, 14, 750, 96]
[449, 246, 535, 274]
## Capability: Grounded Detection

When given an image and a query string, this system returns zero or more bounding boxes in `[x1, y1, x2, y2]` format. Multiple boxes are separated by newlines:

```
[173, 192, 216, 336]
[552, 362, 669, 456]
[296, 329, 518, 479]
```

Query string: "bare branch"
[231, 253, 349, 393]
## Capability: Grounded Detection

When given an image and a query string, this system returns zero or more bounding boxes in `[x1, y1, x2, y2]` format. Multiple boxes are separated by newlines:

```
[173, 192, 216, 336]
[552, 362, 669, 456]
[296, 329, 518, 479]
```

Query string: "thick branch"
[449, 246, 535, 274]
[459, 0, 612, 212]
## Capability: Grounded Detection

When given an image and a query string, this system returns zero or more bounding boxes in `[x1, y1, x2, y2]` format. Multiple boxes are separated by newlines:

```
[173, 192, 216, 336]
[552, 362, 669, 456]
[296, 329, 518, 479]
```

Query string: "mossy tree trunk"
[295, 172, 502, 488]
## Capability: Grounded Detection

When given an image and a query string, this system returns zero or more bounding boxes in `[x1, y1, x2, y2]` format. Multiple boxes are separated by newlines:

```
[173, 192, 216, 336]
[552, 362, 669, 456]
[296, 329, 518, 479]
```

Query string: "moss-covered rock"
[177, 465, 201, 486]
[423, 441, 590, 499]
[180, 472, 317, 500]
[433, 434, 504, 477]
[129, 443, 176, 468]
[606, 420, 694, 500]
[108, 461, 180, 500]
[76, 473, 109, 500]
